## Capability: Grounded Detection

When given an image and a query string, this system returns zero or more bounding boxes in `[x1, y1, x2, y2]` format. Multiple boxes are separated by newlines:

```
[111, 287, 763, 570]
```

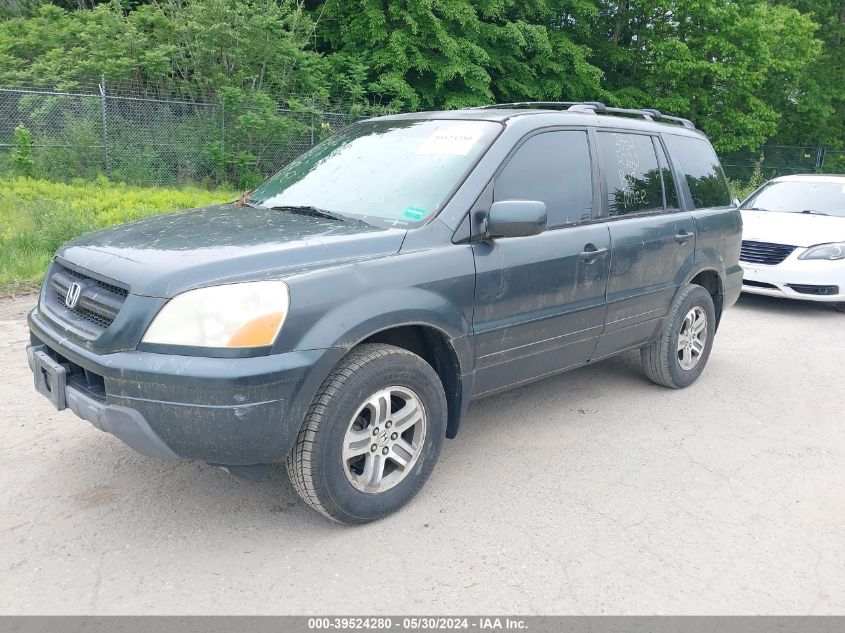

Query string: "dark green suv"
[27, 102, 742, 523]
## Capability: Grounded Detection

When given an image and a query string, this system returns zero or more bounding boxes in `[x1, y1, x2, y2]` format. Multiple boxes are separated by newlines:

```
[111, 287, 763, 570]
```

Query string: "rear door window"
[597, 132, 664, 216]
[663, 135, 731, 209]
[494, 130, 593, 228]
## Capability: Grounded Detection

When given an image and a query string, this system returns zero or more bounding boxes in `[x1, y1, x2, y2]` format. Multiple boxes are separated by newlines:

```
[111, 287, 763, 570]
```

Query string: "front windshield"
[742, 180, 845, 218]
[249, 119, 502, 227]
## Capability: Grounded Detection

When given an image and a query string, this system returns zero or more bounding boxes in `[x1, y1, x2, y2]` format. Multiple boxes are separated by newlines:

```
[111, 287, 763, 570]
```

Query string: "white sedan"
[739, 174, 845, 312]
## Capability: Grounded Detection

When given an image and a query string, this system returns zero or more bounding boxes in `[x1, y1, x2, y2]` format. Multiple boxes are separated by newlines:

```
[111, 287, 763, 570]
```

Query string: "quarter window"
[494, 131, 593, 227]
[597, 132, 664, 216]
[654, 138, 680, 209]
[664, 135, 731, 209]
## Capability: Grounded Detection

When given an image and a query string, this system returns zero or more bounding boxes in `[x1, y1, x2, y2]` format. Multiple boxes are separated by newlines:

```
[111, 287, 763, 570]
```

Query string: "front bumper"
[27, 308, 344, 465]
[740, 253, 845, 303]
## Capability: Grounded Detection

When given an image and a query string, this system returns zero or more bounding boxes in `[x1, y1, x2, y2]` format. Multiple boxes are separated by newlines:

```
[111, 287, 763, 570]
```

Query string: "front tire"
[641, 284, 716, 388]
[286, 344, 447, 524]
[835, 302, 845, 314]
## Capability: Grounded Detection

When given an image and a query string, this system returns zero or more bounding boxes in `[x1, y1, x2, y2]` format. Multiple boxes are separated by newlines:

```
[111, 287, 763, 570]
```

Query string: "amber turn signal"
[227, 312, 286, 348]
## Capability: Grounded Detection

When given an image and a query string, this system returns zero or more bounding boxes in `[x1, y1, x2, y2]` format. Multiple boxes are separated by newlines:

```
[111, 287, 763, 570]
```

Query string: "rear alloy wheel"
[641, 284, 716, 388]
[676, 306, 708, 370]
[287, 344, 447, 524]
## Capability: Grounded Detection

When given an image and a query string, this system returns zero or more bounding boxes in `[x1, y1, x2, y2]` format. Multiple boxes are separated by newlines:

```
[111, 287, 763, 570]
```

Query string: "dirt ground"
[1, 292, 843, 615]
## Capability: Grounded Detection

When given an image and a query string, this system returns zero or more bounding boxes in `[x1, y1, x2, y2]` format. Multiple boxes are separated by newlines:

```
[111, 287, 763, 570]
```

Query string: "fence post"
[220, 100, 226, 184]
[99, 76, 110, 177]
[818, 147, 826, 173]
[310, 94, 315, 148]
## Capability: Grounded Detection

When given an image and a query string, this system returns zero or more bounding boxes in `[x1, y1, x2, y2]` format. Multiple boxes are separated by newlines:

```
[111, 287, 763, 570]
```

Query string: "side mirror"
[485, 200, 547, 239]
[732, 198, 741, 208]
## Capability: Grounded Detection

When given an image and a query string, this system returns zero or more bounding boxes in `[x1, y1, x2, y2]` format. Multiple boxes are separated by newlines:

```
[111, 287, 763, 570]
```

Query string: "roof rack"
[471, 101, 696, 129]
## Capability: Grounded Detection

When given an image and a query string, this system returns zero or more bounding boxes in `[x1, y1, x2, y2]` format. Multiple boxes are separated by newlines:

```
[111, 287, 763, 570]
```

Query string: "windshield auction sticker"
[417, 123, 487, 156]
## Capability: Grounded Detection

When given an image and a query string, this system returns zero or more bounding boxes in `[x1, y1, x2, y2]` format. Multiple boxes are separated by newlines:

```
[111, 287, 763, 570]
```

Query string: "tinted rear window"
[654, 138, 680, 209]
[664, 135, 731, 209]
[597, 132, 664, 216]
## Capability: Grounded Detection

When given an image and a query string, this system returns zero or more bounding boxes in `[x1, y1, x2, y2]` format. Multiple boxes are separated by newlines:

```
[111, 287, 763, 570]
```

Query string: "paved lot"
[1, 293, 843, 615]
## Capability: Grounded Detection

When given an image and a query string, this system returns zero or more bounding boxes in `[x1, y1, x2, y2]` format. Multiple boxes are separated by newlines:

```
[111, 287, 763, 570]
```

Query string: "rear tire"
[641, 284, 716, 388]
[286, 344, 447, 524]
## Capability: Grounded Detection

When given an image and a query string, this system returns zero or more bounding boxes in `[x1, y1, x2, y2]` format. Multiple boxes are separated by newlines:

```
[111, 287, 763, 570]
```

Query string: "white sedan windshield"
[743, 180, 845, 218]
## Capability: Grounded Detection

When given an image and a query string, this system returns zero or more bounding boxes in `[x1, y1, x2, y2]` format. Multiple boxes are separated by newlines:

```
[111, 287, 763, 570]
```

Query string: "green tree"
[772, 0, 844, 148]
[0, 0, 327, 100]
[0, 0, 839, 163]
[591, 0, 821, 152]
[315, 0, 605, 109]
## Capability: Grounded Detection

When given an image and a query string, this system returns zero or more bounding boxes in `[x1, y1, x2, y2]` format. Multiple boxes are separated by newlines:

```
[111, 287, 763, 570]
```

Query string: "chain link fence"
[722, 146, 845, 185]
[1, 84, 843, 189]
[0, 84, 360, 188]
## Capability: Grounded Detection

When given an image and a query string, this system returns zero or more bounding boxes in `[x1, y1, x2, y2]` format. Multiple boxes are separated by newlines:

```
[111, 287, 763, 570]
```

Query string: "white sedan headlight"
[799, 242, 845, 261]
[143, 280, 289, 348]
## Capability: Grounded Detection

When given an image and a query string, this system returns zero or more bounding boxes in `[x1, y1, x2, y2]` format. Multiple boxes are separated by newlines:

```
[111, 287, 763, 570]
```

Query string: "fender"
[289, 287, 475, 435]
[688, 207, 742, 292]
[677, 236, 730, 330]
[276, 241, 479, 439]
[683, 260, 726, 290]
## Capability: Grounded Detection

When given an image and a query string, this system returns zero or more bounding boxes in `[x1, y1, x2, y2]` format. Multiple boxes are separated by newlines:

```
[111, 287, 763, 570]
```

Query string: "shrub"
[10, 126, 36, 178]
[729, 161, 769, 201]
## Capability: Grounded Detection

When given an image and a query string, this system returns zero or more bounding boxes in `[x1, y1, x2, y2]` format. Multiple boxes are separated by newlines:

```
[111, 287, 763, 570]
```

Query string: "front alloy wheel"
[287, 344, 447, 524]
[343, 386, 427, 493]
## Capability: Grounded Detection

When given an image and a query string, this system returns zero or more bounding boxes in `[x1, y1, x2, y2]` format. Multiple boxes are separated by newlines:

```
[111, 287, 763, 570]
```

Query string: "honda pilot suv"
[27, 102, 742, 523]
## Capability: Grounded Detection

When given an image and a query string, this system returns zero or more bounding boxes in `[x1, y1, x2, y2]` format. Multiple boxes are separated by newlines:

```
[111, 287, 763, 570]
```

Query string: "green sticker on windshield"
[402, 206, 428, 221]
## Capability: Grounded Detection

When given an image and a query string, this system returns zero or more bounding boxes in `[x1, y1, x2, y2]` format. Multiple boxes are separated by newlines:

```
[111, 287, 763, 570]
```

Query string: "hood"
[740, 209, 845, 248]
[58, 204, 406, 298]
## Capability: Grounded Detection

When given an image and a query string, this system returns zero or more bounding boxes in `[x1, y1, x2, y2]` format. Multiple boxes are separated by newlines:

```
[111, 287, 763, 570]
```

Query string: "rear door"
[592, 130, 695, 359]
[471, 129, 611, 396]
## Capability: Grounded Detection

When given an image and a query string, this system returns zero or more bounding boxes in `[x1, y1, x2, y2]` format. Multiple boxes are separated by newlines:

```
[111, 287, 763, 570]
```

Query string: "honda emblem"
[65, 282, 82, 309]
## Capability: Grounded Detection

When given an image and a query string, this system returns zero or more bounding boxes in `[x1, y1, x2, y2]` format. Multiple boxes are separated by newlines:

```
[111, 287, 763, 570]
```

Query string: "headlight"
[142, 280, 289, 348]
[799, 242, 845, 261]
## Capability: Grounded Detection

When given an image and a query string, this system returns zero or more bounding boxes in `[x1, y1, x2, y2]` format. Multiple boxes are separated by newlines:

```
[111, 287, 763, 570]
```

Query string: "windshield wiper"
[801, 209, 829, 216]
[254, 203, 373, 227]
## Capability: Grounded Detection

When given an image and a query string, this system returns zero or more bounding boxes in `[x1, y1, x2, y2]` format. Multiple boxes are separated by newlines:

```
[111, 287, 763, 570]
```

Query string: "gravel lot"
[1, 292, 843, 615]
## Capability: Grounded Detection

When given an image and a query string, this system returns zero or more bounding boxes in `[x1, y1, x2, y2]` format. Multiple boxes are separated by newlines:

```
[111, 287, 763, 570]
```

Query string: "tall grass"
[0, 177, 235, 294]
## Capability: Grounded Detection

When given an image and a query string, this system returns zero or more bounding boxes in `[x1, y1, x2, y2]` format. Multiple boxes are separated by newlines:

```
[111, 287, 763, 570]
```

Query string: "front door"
[470, 129, 611, 396]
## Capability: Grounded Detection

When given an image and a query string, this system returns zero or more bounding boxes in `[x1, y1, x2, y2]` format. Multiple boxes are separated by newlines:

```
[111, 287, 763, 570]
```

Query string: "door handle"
[578, 246, 608, 262]
[675, 231, 695, 244]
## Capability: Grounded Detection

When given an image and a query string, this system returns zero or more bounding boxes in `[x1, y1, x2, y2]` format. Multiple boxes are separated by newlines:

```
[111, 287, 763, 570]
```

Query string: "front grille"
[740, 241, 796, 265]
[43, 262, 129, 337]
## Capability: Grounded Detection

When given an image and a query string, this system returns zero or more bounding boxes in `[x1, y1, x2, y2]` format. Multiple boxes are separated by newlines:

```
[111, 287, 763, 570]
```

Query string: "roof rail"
[471, 101, 696, 129]
[471, 101, 583, 110]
